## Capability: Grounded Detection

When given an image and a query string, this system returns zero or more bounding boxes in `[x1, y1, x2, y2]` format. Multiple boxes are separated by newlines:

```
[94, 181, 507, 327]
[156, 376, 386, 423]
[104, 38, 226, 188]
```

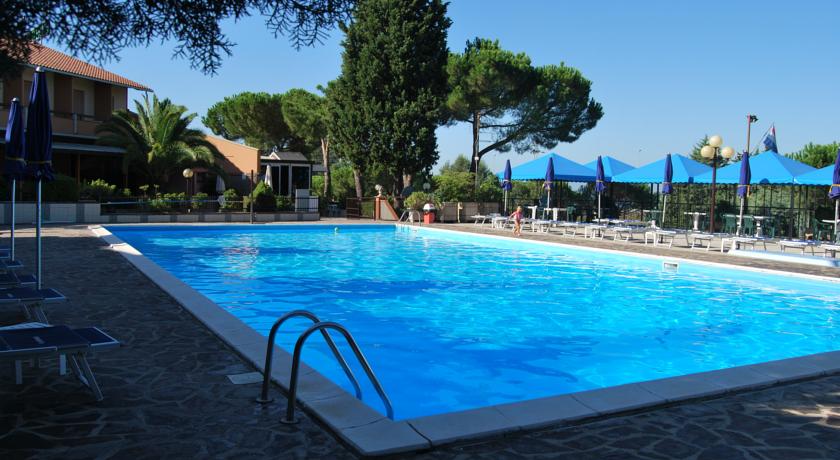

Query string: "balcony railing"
[0, 104, 102, 136]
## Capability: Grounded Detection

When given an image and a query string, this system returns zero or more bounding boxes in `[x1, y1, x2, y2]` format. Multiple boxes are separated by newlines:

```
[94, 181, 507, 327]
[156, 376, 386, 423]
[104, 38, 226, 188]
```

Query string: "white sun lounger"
[584, 224, 608, 239]
[721, 236, 767, 253]
[779, 240, 818, 255]
[689, 233, 715, 251]
[821, 244, 840, 258]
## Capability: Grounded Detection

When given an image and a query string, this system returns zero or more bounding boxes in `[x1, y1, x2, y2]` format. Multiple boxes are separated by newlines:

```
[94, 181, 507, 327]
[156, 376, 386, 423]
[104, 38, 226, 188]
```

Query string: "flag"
[762, 125, 778, 152]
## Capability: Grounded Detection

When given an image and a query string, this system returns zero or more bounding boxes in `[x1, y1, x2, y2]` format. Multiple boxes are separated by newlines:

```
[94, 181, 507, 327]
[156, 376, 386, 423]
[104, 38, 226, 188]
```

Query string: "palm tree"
[97, 94, 224, 186]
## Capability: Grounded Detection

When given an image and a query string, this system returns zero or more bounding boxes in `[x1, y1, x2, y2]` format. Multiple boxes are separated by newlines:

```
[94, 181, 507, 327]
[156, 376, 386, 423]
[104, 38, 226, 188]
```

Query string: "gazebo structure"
[583, 155, 635, 181]
[500, 152, 596, 182]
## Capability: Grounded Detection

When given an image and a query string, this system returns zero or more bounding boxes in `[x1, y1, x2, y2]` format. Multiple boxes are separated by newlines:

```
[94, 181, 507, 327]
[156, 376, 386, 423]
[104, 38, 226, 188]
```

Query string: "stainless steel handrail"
[282, 321, 394, 423]
[257, 310, 361, 404]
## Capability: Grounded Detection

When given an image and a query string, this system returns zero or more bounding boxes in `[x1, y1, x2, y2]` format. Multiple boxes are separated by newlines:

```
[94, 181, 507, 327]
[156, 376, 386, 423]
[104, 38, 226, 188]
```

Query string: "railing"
[345, 197, 376, 219]
[0, 105, 102, 136]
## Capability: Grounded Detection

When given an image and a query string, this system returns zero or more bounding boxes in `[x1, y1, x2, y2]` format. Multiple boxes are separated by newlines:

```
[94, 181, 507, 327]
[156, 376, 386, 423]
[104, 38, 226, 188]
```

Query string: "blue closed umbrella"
[660, 154, 673, 228]
[830, 148, 840, 236]
[595, 156, 606, 219]
[502, 160, 512, 213]
[24, 68, 54, 289]
[4, 98, 25, 260]
[544, 156, 555, 208]
[737, 152, 751, 235]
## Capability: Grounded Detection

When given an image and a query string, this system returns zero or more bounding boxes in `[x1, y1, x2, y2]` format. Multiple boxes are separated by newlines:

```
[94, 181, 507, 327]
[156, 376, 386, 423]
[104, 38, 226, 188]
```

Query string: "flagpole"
[36, 178, 42, 290]
[10, 179, 15, 261]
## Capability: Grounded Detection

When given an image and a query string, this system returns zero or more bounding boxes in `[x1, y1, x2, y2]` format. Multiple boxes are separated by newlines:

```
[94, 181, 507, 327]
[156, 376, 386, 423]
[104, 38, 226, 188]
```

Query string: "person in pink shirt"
[509, 206, 523, 236]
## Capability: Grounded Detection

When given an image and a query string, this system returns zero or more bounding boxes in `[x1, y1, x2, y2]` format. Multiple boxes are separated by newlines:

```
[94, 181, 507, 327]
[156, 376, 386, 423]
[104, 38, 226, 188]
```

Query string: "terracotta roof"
[27, 44, 152, 91]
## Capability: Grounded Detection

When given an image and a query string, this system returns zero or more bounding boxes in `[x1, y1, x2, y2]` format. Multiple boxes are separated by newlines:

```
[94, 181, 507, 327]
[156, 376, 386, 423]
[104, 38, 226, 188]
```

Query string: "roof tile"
[27, 44, 152, 91]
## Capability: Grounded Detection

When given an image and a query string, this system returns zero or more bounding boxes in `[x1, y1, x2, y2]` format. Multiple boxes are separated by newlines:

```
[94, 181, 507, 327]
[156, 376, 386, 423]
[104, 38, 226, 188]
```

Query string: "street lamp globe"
[700, 145, 715, 159]
[423, 182, 431, 191]
[721, 146, 735, 159]
[708, 135, 723, 148]
[182, 168, 194, 179]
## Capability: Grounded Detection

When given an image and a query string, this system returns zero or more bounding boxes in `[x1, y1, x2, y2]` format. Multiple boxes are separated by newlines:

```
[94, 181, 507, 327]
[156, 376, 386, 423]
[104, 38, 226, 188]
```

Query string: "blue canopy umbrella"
[830, 148, 840, 236]
[584, 155, 635, 180]
[501, 159, 512, 213]
[4, 98, 25, 261]
[694, 151, 813, 185]
[595, 156, 606, 219]
[497, 152, 596, 182]
[736, 152, 752, 235]
[24, 68, 54, 289]
[544, 156, 555, 208]
[661, 154, 673, 228]
[612, 154, 710, 184]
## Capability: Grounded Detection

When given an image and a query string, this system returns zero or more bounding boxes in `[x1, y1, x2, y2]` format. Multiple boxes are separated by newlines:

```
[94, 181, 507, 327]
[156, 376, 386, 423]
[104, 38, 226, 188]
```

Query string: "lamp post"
[182, 168, 194, 197]
[700, 135, 734, 233]
[423, 182, 431, 192]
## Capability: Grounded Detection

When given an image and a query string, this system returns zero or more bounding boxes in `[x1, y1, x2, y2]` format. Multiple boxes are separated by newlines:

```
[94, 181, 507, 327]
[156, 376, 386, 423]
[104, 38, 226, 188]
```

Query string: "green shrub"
[276, 195, 292, 211]
[120, 188, 132, 198]
[250, 182, 276, 212]
[191, 192, 209, 211]
[80, 179, 117, 201]
[148, 197, 170, 212]
[23, 174, 80, 202]
[220, 188, 240, 211]
[404, 191, 440, 211]
[432, 171, 474, 202]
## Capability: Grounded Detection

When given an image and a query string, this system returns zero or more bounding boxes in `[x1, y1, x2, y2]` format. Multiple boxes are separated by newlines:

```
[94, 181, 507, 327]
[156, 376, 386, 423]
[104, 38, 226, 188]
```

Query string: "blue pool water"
[109, 224, 840, 420]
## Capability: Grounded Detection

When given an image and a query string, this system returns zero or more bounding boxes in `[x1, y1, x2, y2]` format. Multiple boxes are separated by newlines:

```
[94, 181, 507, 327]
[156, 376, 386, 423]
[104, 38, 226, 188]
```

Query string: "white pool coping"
[91, 223, 840, 456]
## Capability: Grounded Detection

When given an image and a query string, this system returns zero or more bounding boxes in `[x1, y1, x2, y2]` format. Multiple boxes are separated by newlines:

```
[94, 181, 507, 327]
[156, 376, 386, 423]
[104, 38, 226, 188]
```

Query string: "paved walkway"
[1, 225, 839, 459]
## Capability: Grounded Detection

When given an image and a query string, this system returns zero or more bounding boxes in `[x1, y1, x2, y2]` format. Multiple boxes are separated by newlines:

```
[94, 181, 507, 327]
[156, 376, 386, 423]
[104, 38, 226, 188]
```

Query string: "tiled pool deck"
[2, 224, 840, 459]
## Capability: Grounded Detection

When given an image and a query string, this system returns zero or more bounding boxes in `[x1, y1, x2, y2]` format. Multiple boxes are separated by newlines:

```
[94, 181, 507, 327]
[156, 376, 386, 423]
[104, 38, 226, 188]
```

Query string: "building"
[0, 44, 152, 186]
[205, 135, 316, 197]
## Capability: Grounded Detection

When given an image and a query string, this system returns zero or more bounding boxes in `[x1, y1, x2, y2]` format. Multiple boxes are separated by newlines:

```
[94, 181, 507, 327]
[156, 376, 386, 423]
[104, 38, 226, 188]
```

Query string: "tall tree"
[788, 142, 840, 168]
[447, 39, 603, 190]
[97, 95, 223, 185]
[1, 1, 354, 78]
[203, 92, 301, 152]
[329, 0, 451, 196]
[282, 89, 332, 198]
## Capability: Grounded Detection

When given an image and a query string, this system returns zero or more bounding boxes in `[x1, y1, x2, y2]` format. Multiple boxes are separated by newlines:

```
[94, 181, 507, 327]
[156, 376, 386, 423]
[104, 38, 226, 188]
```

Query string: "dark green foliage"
[404, 191, 440, 211]
[282, 88, 332, 198]
[275, 195, 293, 211]
[191, 192, 209, 211]
[221, 188, 241, 211]
[27, 174, 80, 202]
[328, 0, 451, 195]
[2, 1, 354, 78]
[433, 171, 474, 202]
[250, 182, 276, 212]
[788, 142, 840, 168]
[80, 179, 117, 202]
[447, 38, 603, 182]
[203, 92, 302, 151]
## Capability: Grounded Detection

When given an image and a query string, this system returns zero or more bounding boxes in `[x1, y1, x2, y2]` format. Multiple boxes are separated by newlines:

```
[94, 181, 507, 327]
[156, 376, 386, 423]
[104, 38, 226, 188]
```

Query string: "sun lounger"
[0, 325, 119, 400]
[584, 224, 608, 239]
[779, 240, 818, 255]
[689, 233, 714, 250]
[612, 226, 642, 242]
[645, 229, 676, 247]
[0, 287, 67, 323]
[821, 244, 840, 258]
[491, 216, 510, 229]
[721, 236, 767, 253]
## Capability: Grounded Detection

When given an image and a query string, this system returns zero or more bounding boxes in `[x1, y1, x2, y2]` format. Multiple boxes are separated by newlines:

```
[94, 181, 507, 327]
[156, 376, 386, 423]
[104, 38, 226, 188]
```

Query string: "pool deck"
[2, 223, 840, 459]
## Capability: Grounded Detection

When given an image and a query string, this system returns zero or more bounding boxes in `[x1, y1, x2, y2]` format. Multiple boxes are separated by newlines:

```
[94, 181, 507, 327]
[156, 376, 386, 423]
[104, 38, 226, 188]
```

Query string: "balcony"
[0, 105, 102, 137]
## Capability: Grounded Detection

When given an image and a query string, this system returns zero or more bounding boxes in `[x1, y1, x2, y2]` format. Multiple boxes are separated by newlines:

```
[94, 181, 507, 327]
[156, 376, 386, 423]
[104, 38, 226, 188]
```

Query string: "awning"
[497, 152, 596, 182]
[694, 151, 815, 185]
[52, 142, 125, 155]
[583, 155, 635, 180]
[612, 154, 710, 184]
[795, 164, 833, 185]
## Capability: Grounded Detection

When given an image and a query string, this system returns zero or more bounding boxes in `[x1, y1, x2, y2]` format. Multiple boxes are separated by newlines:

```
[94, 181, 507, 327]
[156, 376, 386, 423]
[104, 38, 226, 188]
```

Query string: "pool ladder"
[256, 310, 394, 423]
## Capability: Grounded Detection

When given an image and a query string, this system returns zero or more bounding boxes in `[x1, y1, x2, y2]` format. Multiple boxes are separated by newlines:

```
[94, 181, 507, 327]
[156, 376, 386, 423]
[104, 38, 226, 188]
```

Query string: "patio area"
[1, 224, 839, 459]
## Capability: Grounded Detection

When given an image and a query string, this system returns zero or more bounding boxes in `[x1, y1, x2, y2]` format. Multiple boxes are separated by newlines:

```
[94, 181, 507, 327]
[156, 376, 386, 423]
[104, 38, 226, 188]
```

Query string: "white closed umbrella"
[215, 175, 226, 194]
[264, 165, 273, 190]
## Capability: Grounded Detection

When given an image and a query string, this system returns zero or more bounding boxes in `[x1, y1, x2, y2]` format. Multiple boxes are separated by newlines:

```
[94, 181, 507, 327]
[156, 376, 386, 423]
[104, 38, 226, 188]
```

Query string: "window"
[279, 165, 290, 196]
[292, 166, 310, 194]
[73, 90, 85, 116]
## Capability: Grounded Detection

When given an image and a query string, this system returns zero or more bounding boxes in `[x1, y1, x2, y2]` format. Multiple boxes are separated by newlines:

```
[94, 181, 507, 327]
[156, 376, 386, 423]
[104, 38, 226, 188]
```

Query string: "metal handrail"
[257, 310, 361, 404]
[282, 321, 394, 423]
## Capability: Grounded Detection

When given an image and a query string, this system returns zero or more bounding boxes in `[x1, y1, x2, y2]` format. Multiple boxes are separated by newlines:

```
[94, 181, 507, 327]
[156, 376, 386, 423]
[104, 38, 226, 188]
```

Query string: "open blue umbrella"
[501, 160, 512, 213]
[544, 156, 555, 208]
[737, 152, 752, 235]
[595, 155, 606, 219]
[829, 148, 840, 236]
[660, 154, 673, 228]
[4, 98, 25, 260]
[24, 68, 54, 289]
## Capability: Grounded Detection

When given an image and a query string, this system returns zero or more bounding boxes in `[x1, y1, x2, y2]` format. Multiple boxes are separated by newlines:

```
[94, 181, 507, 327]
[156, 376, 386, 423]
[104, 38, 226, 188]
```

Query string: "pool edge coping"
[91, 223, 840, 456]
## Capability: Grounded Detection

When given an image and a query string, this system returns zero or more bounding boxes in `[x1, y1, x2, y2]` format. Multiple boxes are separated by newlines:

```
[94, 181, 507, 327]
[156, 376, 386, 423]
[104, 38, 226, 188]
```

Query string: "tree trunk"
[321, 137, 331, 200]
[353, 168, 363, 199]
[471, 111, 482, 193]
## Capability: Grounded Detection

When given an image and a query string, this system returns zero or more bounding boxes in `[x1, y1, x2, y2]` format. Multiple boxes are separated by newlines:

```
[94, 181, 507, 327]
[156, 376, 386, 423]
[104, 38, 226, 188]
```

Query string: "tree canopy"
[446, 38, 603, 187]
[787, 142, 840, 168]
[282, 88, 332, 198]
[1, 0, 354, 78]
[328, 0, 451, 196]
[97, 94, 223, 185]
[203, 92, 302, 152]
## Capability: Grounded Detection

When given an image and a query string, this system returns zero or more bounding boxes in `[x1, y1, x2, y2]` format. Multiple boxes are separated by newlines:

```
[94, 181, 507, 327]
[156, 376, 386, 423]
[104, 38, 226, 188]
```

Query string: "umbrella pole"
[36, 178, 42, 290]
[597, 193, 601, 220]
[662, 194, 667, 229]
[10, 179, 15, 261]
[738, 197, 745, 236]
[504, 190, 508, 214]
[835, 199, 839, 241]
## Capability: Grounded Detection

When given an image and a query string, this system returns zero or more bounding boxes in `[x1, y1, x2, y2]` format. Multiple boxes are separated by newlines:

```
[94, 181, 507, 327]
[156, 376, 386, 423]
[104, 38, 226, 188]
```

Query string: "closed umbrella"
[24, 68, 54, 290]
[829, 148, 840, 237]
[215, 175, 226, 194]
[595, 155, 606, 220]
[264, 165, 273, 190]
[501, 160, 512, 214]
[661, 154, 673, 229]
[737, 152, 751, 236]
[4, 98, 25, 261]
[544, 156, 555, 209]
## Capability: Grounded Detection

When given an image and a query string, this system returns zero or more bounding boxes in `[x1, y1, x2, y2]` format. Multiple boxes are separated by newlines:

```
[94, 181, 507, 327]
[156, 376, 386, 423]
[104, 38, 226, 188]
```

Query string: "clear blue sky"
[50, 0, 840, 173]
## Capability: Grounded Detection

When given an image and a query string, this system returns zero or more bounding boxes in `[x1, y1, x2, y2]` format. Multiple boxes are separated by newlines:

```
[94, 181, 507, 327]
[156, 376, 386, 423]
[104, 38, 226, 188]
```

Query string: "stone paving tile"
[1, 225, 840, 460]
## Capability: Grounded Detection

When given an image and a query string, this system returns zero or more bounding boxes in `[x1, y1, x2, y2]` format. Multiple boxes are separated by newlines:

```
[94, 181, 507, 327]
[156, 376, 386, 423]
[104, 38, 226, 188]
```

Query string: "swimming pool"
[107, 224, 840, 420]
